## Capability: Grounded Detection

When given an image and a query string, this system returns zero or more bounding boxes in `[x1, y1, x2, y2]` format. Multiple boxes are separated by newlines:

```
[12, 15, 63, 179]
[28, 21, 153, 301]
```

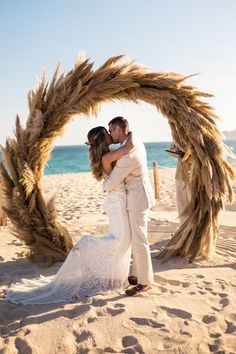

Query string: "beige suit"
[104, 137, 155, 285]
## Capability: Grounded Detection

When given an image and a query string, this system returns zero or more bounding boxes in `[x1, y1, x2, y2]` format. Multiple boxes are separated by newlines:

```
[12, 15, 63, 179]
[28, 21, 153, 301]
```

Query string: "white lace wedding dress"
[6, 183, 132, 304]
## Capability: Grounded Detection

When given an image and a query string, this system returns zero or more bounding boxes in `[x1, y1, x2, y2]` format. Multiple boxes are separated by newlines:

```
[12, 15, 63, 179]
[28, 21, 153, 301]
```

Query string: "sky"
[0, 0, 235, 145]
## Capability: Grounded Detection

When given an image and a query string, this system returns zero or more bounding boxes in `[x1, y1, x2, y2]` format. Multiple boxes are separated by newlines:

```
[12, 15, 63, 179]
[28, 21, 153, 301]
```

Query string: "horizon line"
[54, 140, 173, 147]
[54, 138, 236, 148]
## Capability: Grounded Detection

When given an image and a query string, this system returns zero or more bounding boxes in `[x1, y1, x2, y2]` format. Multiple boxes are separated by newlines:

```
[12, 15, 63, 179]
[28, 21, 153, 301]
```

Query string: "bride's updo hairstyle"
[87, 126, 110, 181]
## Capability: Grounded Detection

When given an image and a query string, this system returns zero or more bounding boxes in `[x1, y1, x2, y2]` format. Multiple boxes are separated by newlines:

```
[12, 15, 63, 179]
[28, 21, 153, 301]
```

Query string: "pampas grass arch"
[1, 55, 235, 264]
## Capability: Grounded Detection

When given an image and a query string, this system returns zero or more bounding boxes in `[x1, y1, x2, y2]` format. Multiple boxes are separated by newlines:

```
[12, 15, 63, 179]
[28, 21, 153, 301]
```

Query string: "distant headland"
[222, 129, 236, 140]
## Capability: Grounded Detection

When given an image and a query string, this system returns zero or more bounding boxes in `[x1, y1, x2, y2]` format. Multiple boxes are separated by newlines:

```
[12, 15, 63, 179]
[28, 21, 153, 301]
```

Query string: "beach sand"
[0, 167, 236, 354]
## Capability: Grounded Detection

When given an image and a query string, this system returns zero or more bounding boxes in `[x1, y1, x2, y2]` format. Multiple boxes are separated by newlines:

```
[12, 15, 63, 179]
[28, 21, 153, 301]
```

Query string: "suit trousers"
[128, 209, 154, 285]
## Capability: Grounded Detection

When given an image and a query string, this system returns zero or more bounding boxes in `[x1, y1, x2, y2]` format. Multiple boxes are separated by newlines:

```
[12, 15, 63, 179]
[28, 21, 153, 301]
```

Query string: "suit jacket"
[104, 137, 155, 211]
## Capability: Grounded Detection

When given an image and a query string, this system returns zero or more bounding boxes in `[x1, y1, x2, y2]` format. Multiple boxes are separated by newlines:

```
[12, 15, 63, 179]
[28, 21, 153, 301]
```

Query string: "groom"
[104, 116, 155, 296]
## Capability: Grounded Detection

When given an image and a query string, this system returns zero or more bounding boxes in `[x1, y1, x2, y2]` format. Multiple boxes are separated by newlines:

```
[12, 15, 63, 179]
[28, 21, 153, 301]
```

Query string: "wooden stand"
[153, 161, 160, 200]
[0, 179, 7, 226]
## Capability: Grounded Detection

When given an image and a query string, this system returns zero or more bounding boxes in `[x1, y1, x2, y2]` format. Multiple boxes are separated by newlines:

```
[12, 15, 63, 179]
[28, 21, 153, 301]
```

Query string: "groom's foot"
[128, 275, 138, 286]
[125, 284, 151, 296]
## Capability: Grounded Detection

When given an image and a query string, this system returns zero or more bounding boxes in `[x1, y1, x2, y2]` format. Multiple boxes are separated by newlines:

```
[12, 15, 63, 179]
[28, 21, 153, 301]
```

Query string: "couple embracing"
[6, 117, 155, 305]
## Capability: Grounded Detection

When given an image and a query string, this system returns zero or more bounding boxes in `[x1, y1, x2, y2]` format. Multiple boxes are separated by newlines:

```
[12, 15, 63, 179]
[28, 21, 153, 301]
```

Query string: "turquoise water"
[44, 142, 175, 175]
[1, 141, 235, 175]
[44, 140, 236, 175]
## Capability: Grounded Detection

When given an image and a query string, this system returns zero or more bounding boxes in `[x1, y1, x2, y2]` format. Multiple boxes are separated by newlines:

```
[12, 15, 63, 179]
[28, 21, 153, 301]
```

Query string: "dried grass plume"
[0, 54, 235, 263]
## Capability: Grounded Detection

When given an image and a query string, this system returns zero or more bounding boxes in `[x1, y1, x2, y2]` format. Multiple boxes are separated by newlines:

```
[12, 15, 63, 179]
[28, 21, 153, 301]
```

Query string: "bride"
[6, 127, 134, 304]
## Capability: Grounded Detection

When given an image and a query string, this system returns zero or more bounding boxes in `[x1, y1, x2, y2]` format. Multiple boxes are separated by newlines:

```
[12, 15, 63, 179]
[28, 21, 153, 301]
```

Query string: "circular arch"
[0, 55, 235, 263]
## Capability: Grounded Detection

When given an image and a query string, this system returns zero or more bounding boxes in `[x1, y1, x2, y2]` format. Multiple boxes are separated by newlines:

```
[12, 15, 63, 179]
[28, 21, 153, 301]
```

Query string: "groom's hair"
[109, 116, 129, 133]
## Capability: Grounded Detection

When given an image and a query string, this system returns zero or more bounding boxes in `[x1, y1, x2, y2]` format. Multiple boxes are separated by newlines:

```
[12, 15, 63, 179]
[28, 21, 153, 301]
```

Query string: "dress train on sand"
[6, 186, 132, 304]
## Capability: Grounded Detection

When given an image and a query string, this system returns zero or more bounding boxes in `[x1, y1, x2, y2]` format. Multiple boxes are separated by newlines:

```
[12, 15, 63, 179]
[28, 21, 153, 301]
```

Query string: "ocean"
[44, 140, 236, 175]
[1, 141, 235, 175]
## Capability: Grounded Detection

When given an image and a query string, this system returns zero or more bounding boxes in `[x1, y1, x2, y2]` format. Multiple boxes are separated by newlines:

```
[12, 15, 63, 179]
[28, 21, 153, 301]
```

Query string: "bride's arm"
[101, 132, 134, 176]
[102, 132, 134, 165]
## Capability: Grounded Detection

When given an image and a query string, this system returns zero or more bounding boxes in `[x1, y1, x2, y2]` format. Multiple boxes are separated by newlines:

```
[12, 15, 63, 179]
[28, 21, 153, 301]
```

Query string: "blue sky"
[0, 0, 235, 145]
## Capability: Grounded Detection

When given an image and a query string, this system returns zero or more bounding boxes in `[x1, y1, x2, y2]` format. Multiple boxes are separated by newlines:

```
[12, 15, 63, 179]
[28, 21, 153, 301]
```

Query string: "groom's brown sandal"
[125, 284, 151, 296]
[128, 275, 138, 286]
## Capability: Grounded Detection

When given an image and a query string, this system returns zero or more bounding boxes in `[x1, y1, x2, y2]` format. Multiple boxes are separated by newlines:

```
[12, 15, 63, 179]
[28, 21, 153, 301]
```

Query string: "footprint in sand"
[205, 287, 214, 292]
[209, 332, 221, 338]
[181, 282, 190, 288]
[199, 291, 207, 295]
[122, 336, 138, 347]
[103, 347, 118, 353]
[160, 306, 192, 320]
[106, 307, 125, 316]
[96, 306, 125, 317]
[196, 274, 205, 279]
[219, 297, 230, 308]
[202, 315, 217, 324]
[130, 317, 165, 329]
[87, 317, 97, 324]
[114, 303, 125, 308]
[74, 329, 91, 343]
[208, 343, 220, 352]
[225, 320, 236, 334]
[121, 336, 144, 354]
[211, 291, 218, 296]
[203, 281, 212, 286]
[103, 348, 117, 353]
[73, 329, 96, 348]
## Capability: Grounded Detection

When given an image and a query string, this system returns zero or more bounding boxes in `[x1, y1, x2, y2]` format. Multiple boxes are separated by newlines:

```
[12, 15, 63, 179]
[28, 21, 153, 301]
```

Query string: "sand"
[0, 167, 236, 354]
